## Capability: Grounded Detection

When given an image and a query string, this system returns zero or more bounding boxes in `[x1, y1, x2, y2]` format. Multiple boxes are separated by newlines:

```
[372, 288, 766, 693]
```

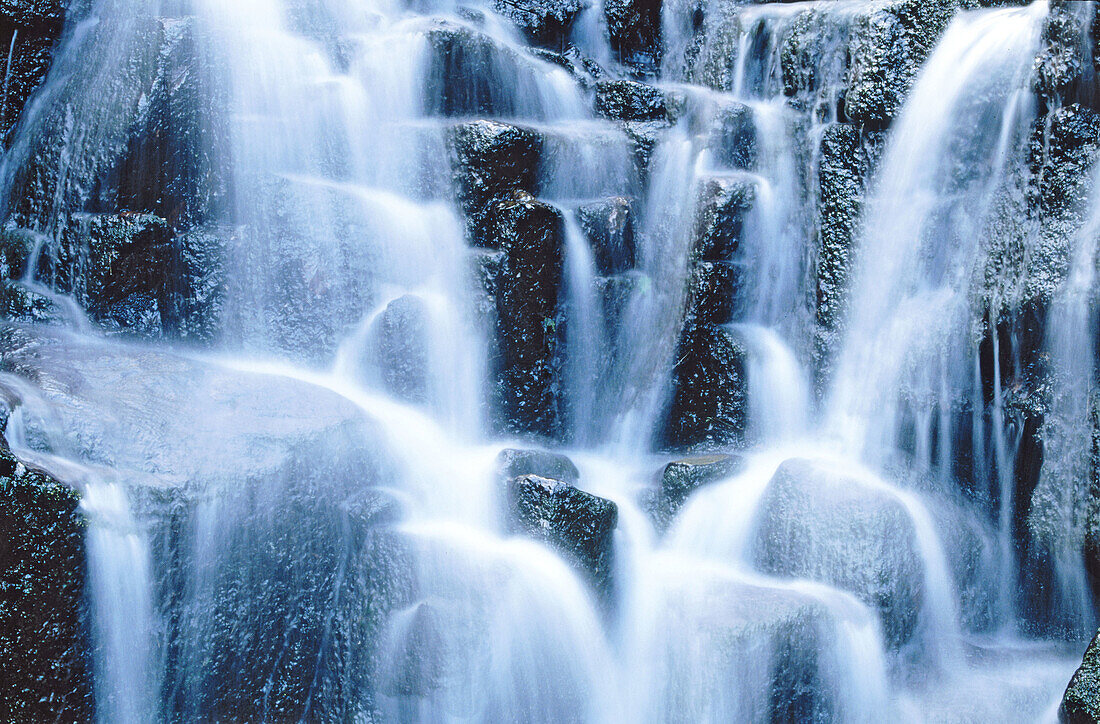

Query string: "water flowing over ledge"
[0, 0, 1099, 721]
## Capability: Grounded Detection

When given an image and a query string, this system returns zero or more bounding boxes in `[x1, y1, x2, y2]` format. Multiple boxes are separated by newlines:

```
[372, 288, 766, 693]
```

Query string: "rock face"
[693, 176, 755, 262]
[660, 324, 747, 451]
[450, 120, 542, 247]
[0, 444, 94, 722]
[492, 192, 565, 438]
[751, 458, 923, 649]
[843, 1, 958, 129]
[708, 103, 756, 171]
[594, 80, 674, 123]
[815, 123, 885, 334]
[506, 474, 617, 603]
[604, 0, 662, 70]
[577, 196, 635, 275]
[493, 0, 585, 51]
[0, 326, 416, 722]
[1063, 630, 1100, 723]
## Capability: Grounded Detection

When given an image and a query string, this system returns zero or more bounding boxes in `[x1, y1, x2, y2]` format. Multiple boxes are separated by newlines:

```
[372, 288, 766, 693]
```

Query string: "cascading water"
[2, 0, 1100, 721]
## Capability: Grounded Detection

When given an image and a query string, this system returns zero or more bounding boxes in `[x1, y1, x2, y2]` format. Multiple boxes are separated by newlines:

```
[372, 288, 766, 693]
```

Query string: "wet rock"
[779, 5, 858, 119]
[660, 324, 747, 451]
[843, 1, 959, 130]
[816, 123, 885, 331]
[491, 192, 565, 438]
[34, 212, 170, 334]
[1062, 629, 1100, 723]
[494, 0, 585, 51]
[161, 224, 226, 343]
[655, 453, 742, 526]
[751, 458, 924, 648]
[496, 447, 580, 486]
[506, 473, 617, 601]
[604, 0, 662, 70]
[0, 0, 65, 27]
[708, 102, 756, 170]
[426, 25, 514, 118]
[621, 119, 667, 179]
[577, 196, 635, 274]
[10, 16, 224, 228]
[0, 280, 67, 325]
[594, 79, 674, 122]
[1033, 1, 1098, 112]
[0, 21, 60, 145]
[688, 260, 737, 326]
[367, 295, 430, 405]
[426, 24, 564, 120]
[450, 120, 542, 246]
[693, 176, 755, 262]
[0, 444, 94, 721]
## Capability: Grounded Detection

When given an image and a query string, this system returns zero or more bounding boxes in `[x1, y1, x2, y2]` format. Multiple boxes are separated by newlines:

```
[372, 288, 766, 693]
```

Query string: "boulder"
[577, 196, 635, 275]
[660, 324, 747, 451]
[367, 295, 430, 405]
[506, 474, 617, 602]
[658, 453, 742, 522]
[491, 192, 565, 438]
[496, 447, 580, 486]
[494, 0, 585, 51]
[1062, 629, 1100, 723]
[0, 444, 94, 721]
[594, 79, 673, 122]
[450, 120, 542, 246]
[750, 458, 924, 648]
[604, 0, 662, 70]
[693, 176, 755, 262]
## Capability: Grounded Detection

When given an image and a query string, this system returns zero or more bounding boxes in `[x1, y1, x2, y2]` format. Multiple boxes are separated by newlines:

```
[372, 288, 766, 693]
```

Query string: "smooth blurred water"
[0, 0, 1093, 721]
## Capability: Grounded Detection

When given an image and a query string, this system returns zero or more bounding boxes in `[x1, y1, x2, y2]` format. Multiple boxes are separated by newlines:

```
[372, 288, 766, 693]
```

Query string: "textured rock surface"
[491, 192, 565, 438]
[0, 444, 93, 722]
[1063, 629, 1100, 723]
[660, 324, 747, 451]
[450, 120, 542, 247]
[494, 0, 585, 50]
[815, 123, 885, 333]
[594, 79, 674, 123]
[506, 473, 617, 602]
[578, 196, 636, 275]
[604, 0, 662, 69]
[693, 176, 755, 262]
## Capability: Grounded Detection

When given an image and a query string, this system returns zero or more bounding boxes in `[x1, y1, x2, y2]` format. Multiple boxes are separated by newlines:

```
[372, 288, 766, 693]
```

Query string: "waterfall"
[1, 0, 1098, 720]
